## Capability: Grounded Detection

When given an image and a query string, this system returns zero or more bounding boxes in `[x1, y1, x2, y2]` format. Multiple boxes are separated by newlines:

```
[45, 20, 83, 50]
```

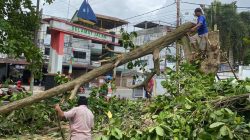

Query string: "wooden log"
[128, 72, 156, 89]
[200, 31, 220, 74]
[153, 48, 160, 76]
[0, 22, 194, 114]
[211, 93, 250, 107]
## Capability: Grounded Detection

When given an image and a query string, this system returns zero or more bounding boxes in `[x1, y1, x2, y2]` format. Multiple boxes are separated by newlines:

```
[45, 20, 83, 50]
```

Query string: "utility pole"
[176, 0, 180, 72]
[176, 0, 181, 94]
[67, 0, 71, 19]
[30, 0, 40, 93]
[36, 0, 40, 15]
[34, 0, 40, 45]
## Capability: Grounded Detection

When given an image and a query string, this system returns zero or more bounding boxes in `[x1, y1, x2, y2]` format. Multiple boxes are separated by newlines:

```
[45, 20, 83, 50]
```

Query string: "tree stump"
[182, 31, 220, 74]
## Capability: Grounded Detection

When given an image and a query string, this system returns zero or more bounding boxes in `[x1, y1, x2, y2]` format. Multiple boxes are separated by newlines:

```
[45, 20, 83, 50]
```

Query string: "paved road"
[84, 87, 134, 99]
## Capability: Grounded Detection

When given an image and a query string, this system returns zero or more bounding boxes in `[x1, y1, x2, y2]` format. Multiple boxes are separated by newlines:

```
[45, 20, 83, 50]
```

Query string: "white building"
[133, 21, 176, 73]
[130, 21, 176, 97]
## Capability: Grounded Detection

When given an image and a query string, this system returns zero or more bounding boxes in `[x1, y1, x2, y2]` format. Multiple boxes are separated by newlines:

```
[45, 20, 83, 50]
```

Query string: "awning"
[0, 58, 28, 65]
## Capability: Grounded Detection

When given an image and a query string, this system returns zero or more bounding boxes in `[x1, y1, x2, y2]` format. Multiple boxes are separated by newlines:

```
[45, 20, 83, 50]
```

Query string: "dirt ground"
[0, 125, 70, 140]
[0, 134, 100, 140]
[0, 125, 100, 140]
[0, 134, 67, 140]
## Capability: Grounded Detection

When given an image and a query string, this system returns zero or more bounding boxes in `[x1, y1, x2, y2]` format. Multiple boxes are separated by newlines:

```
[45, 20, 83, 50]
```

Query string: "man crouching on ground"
[55, 96, 94, 140]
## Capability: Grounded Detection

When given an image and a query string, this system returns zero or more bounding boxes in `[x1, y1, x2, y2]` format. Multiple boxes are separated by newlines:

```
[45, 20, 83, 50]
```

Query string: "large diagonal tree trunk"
[0, 22, 194, 114]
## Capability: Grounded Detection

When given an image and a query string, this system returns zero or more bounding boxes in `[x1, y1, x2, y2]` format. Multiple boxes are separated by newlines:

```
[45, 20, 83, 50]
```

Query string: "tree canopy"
[205, 1, 250, 65]
[0, 0, 54, 78]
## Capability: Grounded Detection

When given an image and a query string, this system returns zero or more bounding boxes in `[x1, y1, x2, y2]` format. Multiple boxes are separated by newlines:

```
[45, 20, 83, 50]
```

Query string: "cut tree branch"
[211, 93, 250, 107]
[128, 72, 156, 89]
[0, 22, 194, 114]
[113, 58, 122, 80]
[153, 48, 160, 75]
[99, 52, 109, 59]
[105, 45, 124, 54]
[69, 84, 81, 100]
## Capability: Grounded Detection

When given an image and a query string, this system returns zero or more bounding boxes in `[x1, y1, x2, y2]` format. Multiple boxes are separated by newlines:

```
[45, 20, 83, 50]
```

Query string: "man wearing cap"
[55, 96, 94, 140]
[190, 8, 209, 52]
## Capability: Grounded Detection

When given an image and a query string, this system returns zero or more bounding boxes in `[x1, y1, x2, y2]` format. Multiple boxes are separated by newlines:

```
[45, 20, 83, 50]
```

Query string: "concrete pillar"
[48, 30, 64, 74]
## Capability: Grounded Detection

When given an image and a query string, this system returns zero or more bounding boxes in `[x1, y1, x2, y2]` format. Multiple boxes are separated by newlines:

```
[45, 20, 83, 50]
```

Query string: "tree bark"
[211, 93, 250, 107]
[182, 31, 220, 74]
[0, 22, 194, 114]
[128, 72, 156, 89]
[200, 31, 220, 74]
[30, 72, 34, 94]
[153, 48, 160, 76]
[228, 47, 234, 66]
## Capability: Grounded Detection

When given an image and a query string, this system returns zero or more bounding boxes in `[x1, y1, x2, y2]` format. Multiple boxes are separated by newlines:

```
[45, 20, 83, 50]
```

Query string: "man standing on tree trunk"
[190, 8, 209, 53]
[55, 96, 94, 140]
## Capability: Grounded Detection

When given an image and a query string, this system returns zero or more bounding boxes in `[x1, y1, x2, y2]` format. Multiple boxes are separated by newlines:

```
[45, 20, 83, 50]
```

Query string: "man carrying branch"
[55, 96, 94, 140]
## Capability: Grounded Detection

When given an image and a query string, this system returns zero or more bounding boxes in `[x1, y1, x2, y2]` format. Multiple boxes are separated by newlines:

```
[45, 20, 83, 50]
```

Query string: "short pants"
[107, 93, 112, 97]
[190, 33, 208, 51]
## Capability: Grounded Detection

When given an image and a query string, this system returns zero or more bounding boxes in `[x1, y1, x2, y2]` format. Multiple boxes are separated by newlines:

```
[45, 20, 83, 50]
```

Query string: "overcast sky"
[34, 0, 250, 28]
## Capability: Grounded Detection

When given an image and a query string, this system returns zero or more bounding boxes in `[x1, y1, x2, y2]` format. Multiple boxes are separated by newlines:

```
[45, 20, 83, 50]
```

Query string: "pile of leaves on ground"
[0, 62, 250, 140]
[0, 74, 76, 137]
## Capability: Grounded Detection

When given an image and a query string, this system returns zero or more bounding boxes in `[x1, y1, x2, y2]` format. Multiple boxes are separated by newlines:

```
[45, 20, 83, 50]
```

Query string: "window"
[46, 27, 51, 34]
[73, 51, 86, 59]
[44, 48, 50, 55]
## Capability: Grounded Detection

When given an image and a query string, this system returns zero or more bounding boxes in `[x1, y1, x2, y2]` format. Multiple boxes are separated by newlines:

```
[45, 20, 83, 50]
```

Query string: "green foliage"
[120, 28, 138, 50]
[0, 92, 57, 136]
[0, 73, 75, 137]
[94, 63, 250, 140]
[0, 0, 44, 78]
[54, 72, 71, 85]
[0, 63, 250, 139]
[204, 2, 250, 65]
[242, 37, 250, 65]
[119, 29, 148, 72]
[0, 91, 77, 137]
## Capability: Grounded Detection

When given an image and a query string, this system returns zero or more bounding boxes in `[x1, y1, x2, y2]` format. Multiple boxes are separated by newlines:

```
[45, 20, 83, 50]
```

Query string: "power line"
[128, 13, 177, 24]
[127, 11, 176, 22]
[127, 8, 194, 24]
[124, 2, 176, 20]
[238, 7, 250, 9]
[181, 1, 205, 6]
[181, 1, 250, 9]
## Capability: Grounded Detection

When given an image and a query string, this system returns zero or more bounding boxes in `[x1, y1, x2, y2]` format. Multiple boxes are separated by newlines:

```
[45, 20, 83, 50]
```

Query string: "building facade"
[133, 21, 176, 72]
[0, 13, 129, 88]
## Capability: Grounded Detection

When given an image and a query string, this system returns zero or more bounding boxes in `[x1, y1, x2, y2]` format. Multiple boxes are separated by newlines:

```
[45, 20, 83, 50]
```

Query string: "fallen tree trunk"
[0, 22, 194, 114]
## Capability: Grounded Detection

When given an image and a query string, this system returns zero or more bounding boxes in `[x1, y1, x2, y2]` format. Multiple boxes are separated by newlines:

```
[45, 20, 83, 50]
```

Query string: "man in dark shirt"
[190, 8, 209, 51]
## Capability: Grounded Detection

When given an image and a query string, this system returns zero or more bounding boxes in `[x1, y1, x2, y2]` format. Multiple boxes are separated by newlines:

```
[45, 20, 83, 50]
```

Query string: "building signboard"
[48, 19, 118, 45]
